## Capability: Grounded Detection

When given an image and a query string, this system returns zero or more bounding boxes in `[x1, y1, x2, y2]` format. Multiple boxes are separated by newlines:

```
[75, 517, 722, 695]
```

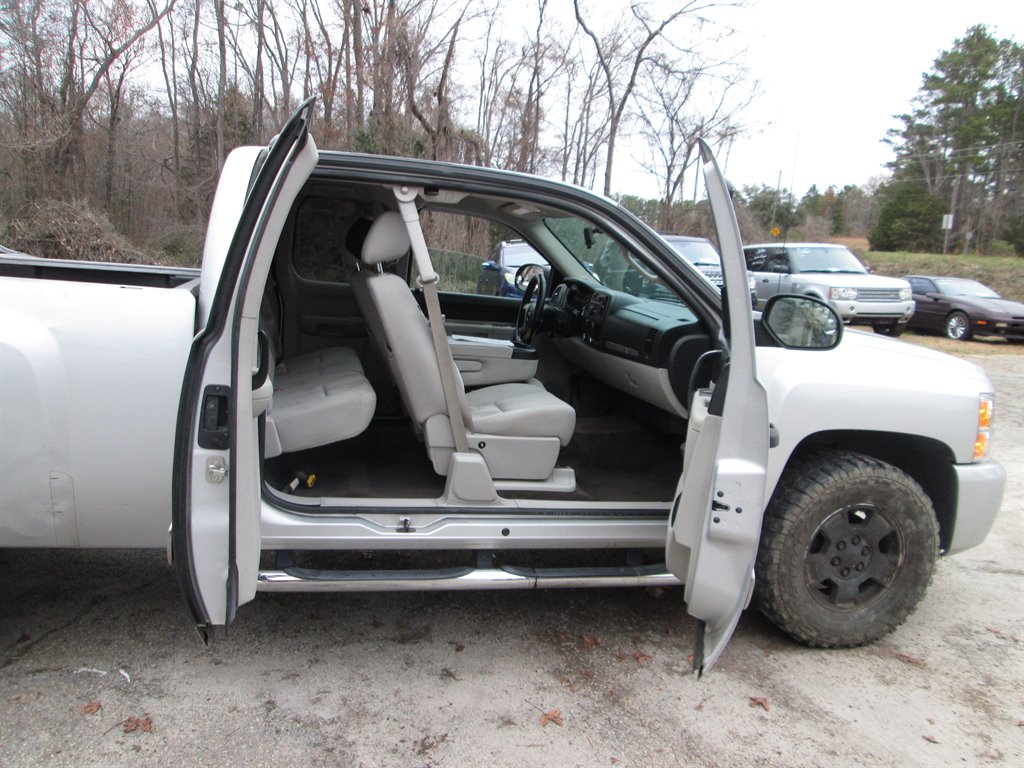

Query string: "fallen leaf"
[615, 653, 627, 661]
[986, 626, 1020, 642]
[632, 650, 653, 664]
[122, 714, 154, 733]
[454, 643, 465, 653]
[416, 733, 448, 754]
[610, 758, 619, 765]
[892, 651, 925, 667]
[556, 631, 573, 642]
[923, 735, 939, 744]
[540, 709, 564, 727]
[80, 701, 102, 715]
[581, 634, 602, 649]
[559, 676, 578, 693]
[749, 696, 770, 711]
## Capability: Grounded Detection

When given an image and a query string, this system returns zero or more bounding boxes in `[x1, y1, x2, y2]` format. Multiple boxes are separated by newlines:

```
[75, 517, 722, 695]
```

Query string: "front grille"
[857, 288, 904, 302]
[700, 268, 724, 287]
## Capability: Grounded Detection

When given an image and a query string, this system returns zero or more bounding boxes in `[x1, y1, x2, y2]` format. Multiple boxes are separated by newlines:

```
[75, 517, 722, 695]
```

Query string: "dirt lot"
[1, 352, 1021, 768]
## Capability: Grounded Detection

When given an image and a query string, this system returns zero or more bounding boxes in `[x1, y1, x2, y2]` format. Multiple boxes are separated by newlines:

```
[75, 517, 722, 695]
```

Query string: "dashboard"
[549, 278, 713, 417]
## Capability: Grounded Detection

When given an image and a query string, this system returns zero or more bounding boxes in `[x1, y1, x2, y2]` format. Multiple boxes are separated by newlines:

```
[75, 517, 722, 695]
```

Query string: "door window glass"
[419, 210, 523, 295]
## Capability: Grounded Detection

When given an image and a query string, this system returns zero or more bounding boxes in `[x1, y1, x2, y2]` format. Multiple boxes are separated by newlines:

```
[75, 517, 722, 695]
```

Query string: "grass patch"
[861, 250, 1024, 302]
[899, 331, 1018, 357]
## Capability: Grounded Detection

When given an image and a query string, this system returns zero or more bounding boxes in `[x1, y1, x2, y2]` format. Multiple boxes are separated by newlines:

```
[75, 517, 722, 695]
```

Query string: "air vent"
[643, 329, 657, 359]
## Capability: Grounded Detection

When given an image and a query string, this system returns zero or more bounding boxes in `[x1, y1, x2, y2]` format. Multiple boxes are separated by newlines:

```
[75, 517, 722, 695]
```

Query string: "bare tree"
[573, 0, 721, 195]
[0, 0, 173, 198]
[637, 56, 755, 230]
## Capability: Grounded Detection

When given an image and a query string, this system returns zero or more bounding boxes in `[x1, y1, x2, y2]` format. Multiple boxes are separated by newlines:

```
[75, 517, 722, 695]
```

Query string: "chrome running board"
[257, 565, 681, 593]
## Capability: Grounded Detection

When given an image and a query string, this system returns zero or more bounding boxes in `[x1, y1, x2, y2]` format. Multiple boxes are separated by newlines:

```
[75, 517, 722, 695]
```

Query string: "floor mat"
[264, 415, 682, 503]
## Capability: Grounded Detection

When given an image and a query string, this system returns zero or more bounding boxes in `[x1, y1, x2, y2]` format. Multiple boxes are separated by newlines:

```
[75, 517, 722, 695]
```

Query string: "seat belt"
[393, 187, 470, 454]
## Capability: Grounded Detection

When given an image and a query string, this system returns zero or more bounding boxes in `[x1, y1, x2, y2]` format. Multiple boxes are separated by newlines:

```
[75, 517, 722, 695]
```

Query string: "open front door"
[665, 140, 770, 675]
[171, 99, 318, 642]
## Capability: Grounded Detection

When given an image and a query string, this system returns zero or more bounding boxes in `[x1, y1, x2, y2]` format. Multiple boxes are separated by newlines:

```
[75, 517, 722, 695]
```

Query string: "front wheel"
[754, 450, 938, 648]
[945, 310, 972, 340]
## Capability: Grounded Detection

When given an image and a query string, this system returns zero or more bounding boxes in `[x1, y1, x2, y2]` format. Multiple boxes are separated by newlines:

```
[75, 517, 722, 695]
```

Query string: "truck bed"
[0, 252, 200, 289]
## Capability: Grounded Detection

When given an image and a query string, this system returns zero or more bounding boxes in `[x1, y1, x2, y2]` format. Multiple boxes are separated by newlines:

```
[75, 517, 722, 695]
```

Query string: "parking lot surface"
[1, 353, 1021, 767]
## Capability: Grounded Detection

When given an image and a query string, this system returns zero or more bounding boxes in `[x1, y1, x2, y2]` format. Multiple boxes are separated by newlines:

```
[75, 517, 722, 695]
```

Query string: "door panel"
[665, 140, 770, 675]
[415, 290, 521, 339]
[173, 99, 318, 639]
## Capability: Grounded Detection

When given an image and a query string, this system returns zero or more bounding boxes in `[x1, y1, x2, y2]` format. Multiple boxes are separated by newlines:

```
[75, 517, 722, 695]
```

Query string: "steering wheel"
[515, 273, 547, 344]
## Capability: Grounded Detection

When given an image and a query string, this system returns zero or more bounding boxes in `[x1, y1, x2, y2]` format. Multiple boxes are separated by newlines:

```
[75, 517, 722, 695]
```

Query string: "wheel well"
[787, 431, 957, 552]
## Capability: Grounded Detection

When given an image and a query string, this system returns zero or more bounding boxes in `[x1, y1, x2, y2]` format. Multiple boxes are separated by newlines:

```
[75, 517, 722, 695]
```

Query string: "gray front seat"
[352, 212, 575, 480]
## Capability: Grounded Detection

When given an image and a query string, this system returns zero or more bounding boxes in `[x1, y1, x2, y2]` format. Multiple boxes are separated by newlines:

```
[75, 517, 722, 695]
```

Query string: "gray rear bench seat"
[263, 345, 376, 458]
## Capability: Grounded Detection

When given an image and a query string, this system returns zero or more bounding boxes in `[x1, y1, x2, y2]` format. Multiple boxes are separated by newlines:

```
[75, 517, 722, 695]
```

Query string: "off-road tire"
[754, 450, 938, 648]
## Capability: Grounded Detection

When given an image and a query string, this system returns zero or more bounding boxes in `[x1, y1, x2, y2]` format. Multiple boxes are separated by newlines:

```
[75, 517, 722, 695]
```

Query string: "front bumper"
[946, 459, 1006, 555]
[832, 299, 915, 325]
[973, 318, 1024, 341]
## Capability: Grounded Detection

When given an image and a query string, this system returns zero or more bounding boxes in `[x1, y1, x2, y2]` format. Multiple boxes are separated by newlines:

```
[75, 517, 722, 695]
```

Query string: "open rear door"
[171, 99, 318, 642]
[665, 140, 770, 675]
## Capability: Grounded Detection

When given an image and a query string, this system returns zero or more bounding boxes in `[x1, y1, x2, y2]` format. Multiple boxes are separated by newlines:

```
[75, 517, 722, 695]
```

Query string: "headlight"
[502, 271, 515, 285]
[974, 393, 994, 461]
[829, 287, 858, 301]
[898, 287, 912, 301]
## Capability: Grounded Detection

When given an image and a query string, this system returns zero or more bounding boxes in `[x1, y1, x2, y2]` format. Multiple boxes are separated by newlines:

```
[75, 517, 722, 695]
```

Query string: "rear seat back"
[260, 282, 376, 458]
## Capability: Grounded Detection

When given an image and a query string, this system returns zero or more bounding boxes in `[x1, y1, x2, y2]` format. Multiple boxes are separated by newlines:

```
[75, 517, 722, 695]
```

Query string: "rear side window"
[745, 247, 789, 272]
[291, 196, 361, 283]
[909, 277, 935, 293]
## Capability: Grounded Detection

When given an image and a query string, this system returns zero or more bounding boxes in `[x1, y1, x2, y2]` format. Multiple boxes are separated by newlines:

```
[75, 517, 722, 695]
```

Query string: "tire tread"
[754, 449, 939, 648]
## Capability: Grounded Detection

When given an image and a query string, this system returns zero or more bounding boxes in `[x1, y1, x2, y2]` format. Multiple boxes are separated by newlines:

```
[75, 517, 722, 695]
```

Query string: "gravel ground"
[1, 353, 1021, 768]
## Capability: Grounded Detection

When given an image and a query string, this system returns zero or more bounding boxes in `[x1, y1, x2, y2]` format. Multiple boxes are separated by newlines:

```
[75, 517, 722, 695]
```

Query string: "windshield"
[789, 246, 867, 274]
[664, 237, 721, 267]
[935, 278, 1000, 299]
[543, 216, 681, 304]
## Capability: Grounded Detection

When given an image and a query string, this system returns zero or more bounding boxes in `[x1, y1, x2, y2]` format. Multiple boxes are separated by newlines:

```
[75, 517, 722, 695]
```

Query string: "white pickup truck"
[0, 103, 1005, 674]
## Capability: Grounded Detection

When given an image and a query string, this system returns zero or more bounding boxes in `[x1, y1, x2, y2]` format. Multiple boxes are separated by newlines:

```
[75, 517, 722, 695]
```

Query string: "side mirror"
[480, 260, 499, 271]
[514, 263, 546, 292]
[762, 295, 842, 350]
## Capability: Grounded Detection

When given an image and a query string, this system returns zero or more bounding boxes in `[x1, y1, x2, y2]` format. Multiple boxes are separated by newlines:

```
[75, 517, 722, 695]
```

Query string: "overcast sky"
[614, 0, 1023, 199]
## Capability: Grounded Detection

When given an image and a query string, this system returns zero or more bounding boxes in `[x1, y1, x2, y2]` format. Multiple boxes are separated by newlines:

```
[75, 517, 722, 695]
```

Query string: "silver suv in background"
[744, 243, 914, 335]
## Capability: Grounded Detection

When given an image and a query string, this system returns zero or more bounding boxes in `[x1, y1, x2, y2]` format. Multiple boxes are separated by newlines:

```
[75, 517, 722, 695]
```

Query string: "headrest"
[361, 211, 410, 267]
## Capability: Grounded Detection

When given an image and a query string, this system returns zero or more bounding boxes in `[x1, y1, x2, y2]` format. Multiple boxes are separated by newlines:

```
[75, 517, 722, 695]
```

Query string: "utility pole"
[943, 174, 960, 255]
